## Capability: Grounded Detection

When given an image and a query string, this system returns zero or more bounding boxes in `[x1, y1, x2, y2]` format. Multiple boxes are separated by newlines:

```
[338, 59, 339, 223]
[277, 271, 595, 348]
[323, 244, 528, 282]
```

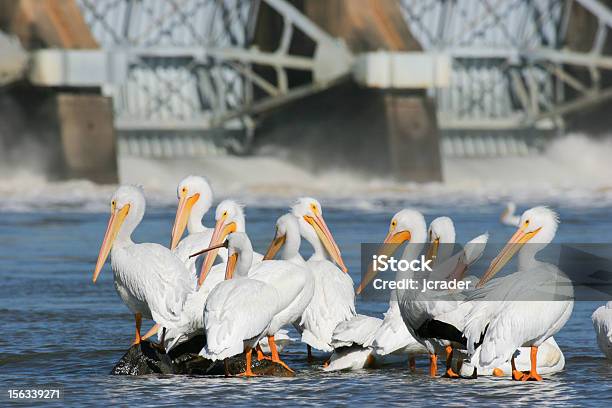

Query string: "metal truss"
[76, 0, 352, 155]
[401, 0, 612, 133]
[72, 0, 612, 158]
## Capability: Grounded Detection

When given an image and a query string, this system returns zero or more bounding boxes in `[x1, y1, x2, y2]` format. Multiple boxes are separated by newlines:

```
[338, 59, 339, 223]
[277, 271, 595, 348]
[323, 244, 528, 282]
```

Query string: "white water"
[1, 134, 611, 212]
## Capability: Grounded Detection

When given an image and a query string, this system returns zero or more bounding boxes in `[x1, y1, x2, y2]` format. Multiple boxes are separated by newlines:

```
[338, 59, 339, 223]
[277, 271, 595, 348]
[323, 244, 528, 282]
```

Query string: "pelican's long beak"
[304, 212, 348, 273]
[93, 204, 130, 283]
[264, 230, 286, 260]
[170, 192, 200, 250]
[426, 238, 440, 264]
[198, 215, 236, 286]
[477, 225, 541, 288]
[225, 253, 238, 280]
[355, 229, 411, 295]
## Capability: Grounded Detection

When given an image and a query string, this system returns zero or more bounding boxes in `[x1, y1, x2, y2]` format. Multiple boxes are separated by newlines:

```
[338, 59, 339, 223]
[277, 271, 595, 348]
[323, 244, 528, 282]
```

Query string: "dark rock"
[111, 336, 294, 377]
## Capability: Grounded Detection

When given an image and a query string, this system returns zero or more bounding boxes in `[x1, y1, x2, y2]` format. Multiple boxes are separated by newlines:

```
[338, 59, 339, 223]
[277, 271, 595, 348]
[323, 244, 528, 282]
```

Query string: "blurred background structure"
[2, 0, 612, 184]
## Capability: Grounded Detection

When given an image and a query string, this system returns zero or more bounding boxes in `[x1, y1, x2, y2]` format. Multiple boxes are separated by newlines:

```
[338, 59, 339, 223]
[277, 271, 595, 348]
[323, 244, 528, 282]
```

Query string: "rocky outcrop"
[111, 336, 294, 377]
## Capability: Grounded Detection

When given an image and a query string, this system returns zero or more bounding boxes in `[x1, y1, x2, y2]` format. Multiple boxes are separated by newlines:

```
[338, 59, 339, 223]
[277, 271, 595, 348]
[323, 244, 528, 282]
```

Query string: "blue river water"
[1, 202, 611, 406]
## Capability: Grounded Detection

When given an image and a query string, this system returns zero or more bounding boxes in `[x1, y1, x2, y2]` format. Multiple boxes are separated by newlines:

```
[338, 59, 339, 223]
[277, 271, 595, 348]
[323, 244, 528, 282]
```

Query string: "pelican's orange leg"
[443, 345, 460, 378]
[237, 347, 257, 377]
[492, 368, 504, 377]
[256, 344, 270, 361]
[131, 313, 142, 345]
[268, 335, 294, 373]
[521, 346, 543, 381]
[511, 355, 525, 381]
[429, 353, 438, 377]
[409, 356, 416, 372]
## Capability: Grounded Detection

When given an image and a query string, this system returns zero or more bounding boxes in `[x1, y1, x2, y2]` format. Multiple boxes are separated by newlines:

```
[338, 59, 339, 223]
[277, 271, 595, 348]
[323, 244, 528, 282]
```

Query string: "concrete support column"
[57, 94, 118, 183]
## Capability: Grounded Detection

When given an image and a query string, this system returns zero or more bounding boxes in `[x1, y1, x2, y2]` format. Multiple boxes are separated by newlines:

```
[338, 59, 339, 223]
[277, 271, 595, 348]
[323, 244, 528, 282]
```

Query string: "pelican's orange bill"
[93, 204, 130, 283]
[170, 191, 200, 249]
[304, 212, 348, 273]
[355, 229, 411, 295]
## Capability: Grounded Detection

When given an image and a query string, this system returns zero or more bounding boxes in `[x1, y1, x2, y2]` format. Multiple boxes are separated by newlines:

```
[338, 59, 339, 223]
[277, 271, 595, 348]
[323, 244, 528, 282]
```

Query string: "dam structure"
[2, 0, 612, 182]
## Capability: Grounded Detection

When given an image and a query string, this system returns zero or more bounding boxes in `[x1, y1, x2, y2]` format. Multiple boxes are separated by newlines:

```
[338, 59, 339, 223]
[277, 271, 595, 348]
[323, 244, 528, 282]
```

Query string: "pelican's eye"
[310, 203, 318, 213]
[223, 211, 228, 217]
[182, 187, 187, 194]
[111, 200, 116, 211]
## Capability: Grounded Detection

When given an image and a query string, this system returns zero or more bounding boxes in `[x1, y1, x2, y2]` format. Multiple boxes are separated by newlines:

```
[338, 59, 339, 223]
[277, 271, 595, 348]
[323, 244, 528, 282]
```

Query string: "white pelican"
[592, 301, 612, 359]
[199, 200, 263, 287]
[500, 202, 520, 227]
[142, 175, 219, 342]
[463, 206, 574, 381]
[419, 217, 486, 378]
[355, 210, 476, 377]
[170, 175, 226, 276]
[354, 210, 432, 372]
[198, 233, 280, 376]
[158, 200, 262, 349]
[263, 213, 307, 267]
[426, 217, 456, 270]
[250, 213, 315, 370]
[92, 185, 194, 345]
[291, 197, 355, 361]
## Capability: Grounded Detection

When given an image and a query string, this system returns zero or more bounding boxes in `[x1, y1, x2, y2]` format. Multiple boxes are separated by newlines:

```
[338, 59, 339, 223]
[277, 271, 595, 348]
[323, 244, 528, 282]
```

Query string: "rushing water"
[1, 201, 611, 407]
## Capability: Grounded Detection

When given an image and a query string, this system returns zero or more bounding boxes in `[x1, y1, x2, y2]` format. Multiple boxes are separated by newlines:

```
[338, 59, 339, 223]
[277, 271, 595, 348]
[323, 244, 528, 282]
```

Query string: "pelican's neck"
[518, 243, 546, 270]
[187, 217, 206, 235]
[281, 226, 305, 264]
[389, 227, 427, 302]
[235, 216, 246, 234]
[234, 248, 253, 278]
[115, 214, 140, 247]
[395, 241, 426, 281]
[308, 236, 327, 261]
[400, 225, 427, 264]
[187, 200, 211, 235]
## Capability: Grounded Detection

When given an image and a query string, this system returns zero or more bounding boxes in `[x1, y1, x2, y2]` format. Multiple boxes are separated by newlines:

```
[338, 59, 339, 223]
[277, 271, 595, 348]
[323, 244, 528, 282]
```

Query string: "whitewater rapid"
[1, 134, 611, 212]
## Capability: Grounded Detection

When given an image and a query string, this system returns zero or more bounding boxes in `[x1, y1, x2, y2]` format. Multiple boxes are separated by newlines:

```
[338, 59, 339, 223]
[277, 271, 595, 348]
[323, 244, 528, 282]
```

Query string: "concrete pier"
[252, 0, 442, 181]
[0, 0, 117, 183]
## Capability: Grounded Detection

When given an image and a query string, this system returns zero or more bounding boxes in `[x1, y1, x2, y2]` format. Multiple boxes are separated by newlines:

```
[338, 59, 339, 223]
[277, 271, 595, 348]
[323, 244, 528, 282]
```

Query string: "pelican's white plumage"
[291, 197, 355, 353]
[162, 200, 263, 350]
[330, 314, 382, 349]
[592, 301, 612, 359]
[324, 314, 383, 371]
[300, 260, 355, 351]
[250, 259, 313, 338]
[93, 185, 194, 343]
[464, 207, 573, 380]
[170, 176, 227, 278]
[200, 233, 280, 365]
[370, 301, 427, 358]
[368, 215, 439, 362]
[328, 210, 430, 372]
[256, 214, 314, 340]
[198, 200, 263, 288]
